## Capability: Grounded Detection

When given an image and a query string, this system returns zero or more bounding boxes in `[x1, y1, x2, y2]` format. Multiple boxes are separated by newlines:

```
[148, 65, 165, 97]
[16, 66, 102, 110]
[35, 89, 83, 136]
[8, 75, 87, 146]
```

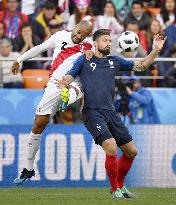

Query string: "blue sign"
[0, 125, 176, 188]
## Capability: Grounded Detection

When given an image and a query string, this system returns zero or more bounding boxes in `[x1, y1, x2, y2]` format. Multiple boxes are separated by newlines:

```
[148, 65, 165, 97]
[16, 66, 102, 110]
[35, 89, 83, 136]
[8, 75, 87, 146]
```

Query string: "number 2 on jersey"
[61, 42, 67, 50]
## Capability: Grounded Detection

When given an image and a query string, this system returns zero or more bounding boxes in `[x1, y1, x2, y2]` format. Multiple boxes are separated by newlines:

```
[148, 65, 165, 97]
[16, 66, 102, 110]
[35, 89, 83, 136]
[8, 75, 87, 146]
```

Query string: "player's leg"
[108, 110, 137, 198]
[13, 114, 50, 185]
[82, 109, 124, 199]
[118, 141, 137, 198]
[27, 114, 50, 171]
[101, 138, 124, 199]
[14, 85, 61, 185]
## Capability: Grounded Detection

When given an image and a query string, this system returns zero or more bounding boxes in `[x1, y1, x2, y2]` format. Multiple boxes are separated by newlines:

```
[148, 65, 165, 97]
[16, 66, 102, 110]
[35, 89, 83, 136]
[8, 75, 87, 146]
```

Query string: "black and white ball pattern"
[118, 31, 139, 52]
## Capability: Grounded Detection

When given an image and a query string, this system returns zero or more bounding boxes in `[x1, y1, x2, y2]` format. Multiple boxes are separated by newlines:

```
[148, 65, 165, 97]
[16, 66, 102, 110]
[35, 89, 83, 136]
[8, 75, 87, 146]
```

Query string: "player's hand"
[153, 34, 167, 53]
[57, 80, 67, 89]
[85, 50, 94, 61]
[62, 75, 74, 85]
[11, 61, 20, 75]
[56, 75, 74, 88]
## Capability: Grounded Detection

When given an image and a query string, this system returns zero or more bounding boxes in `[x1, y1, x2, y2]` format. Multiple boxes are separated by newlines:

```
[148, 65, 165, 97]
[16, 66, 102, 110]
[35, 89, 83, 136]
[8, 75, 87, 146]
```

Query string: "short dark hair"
[125, 20, 139, 29]
[93, 29, 110, 41]
[43, 1, 55, 9]
[132, 0, 143, 7]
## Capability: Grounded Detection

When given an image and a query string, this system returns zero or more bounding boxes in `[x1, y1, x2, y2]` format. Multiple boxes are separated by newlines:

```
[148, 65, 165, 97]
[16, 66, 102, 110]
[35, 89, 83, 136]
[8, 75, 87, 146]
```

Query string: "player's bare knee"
[130, 148, 138, 158]
[102, 138, 117, 156]
[32, 115, 49, 134]
[125, 148, 138, 159]
[108, 146, 117, 156]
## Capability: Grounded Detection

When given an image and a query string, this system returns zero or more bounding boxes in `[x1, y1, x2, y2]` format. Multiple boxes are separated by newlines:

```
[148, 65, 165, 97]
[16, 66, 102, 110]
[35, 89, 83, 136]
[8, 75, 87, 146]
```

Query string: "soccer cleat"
[59, 87, 69, 112]
[13, 168, 35, 186]
[121, 186, 136, 198]
[112, 188, 124, 199]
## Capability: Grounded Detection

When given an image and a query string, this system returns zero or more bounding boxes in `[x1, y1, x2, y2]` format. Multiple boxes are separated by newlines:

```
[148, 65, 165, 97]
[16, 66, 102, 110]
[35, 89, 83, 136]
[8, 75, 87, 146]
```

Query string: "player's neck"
[95, 51, 107, 58]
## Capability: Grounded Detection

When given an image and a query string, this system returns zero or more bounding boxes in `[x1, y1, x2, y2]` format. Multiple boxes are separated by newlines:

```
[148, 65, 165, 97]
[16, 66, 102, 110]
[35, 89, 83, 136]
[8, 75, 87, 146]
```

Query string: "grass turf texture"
[0, 188, 176, 205]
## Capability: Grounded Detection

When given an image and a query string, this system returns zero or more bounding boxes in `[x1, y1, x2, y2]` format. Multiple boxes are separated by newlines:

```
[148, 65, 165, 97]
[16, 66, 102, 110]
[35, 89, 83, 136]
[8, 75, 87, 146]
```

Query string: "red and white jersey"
[17, 30, 92, 81]
[48, 30, 92, 80]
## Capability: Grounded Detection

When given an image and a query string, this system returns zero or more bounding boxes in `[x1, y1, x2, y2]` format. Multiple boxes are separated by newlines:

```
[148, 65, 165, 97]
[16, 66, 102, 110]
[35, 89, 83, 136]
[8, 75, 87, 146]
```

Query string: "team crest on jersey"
[109, 60, 114, 69]
[90, 62, 96, 71]
[79, 44, 85, 53]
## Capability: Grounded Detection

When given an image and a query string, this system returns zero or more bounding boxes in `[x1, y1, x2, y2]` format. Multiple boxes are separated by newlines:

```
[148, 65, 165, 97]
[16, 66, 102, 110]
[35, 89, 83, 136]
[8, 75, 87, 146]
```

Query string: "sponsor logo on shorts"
[36, 107, 41, 113]
[97, 124, 101, 131]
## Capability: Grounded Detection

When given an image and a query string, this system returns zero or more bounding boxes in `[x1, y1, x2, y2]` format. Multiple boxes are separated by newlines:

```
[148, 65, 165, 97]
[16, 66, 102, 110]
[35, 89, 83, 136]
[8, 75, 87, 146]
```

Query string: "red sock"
[105, 155, 118, 192]
[117, 154, 134, 188]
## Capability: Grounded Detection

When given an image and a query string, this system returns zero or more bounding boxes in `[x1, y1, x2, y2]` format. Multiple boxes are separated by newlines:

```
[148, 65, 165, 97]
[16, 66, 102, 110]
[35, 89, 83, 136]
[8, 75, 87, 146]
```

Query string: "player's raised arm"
[11, 32, 61, 75]
[132, 34, 166, 72]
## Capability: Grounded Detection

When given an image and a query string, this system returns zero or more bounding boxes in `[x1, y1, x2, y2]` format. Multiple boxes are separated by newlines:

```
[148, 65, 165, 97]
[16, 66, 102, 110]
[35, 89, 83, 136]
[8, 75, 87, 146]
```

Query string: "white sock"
[68, 88, 77, 105]
[26, 132, 41, 171]
[68, 87, 83, 106]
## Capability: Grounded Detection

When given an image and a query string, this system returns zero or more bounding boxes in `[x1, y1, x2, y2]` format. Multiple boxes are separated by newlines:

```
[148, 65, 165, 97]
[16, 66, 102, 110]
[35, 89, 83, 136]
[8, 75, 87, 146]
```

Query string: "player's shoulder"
[109, 55, 132, 65]
[82, 37, 93, 46]
[72, 55, 87, 68]
[109, 55, 125, 61]
[50, 30, 71, 40]
[78, 54, 87, 62]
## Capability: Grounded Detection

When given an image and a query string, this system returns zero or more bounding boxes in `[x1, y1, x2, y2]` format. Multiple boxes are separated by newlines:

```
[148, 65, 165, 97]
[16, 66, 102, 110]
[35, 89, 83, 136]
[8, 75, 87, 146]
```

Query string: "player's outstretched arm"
[11, 33, 59, 75]
[133, 34, 167, 72]
[11, 43, 53, 75]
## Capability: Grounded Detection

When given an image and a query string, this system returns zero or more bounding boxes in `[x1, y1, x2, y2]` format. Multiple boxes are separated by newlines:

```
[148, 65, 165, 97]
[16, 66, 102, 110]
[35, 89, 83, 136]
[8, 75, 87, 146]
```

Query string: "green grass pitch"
[0, 188, 176, 205]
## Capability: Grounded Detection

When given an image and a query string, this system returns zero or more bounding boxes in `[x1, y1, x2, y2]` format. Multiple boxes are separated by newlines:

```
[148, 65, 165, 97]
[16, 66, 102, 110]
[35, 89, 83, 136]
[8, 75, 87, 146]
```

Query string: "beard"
[98, 48, 110, 55]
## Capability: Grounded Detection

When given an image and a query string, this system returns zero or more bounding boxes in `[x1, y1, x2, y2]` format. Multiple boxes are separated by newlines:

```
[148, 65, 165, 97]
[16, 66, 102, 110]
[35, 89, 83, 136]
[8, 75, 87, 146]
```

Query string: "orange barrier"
[22, 69, 49, 89]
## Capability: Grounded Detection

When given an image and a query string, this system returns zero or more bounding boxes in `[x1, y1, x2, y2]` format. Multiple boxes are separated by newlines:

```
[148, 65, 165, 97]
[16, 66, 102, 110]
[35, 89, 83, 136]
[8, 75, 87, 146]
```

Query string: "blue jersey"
[69, 55, 134, 110]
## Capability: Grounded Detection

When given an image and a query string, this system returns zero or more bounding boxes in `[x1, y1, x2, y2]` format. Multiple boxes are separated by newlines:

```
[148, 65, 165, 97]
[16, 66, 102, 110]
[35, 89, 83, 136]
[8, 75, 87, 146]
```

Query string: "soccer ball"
[118, 31, 139, 52]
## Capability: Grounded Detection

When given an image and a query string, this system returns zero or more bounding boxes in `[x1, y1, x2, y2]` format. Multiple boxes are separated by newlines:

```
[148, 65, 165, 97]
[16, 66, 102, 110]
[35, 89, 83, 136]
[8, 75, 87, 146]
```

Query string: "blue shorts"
[82, 109, 133, 146]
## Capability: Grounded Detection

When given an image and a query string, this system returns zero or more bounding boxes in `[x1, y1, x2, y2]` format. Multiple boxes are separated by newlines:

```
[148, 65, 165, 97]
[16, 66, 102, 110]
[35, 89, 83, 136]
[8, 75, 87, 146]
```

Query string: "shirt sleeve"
[17, 31, 63, 63]
[114, 56, 134, 71]
[130, 90, 152, 105]
[68, 55, 85, 78]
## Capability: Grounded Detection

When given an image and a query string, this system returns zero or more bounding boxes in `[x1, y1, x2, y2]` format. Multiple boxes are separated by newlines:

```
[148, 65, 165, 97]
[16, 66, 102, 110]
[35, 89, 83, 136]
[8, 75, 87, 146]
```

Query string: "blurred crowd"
[0, 0, 176, 87]
[0, 0, 175, 123]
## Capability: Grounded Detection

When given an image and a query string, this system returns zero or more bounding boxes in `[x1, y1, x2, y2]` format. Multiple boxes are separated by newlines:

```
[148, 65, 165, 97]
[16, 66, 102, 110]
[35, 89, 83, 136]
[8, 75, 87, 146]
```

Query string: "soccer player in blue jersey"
[59, 29, 166, 199]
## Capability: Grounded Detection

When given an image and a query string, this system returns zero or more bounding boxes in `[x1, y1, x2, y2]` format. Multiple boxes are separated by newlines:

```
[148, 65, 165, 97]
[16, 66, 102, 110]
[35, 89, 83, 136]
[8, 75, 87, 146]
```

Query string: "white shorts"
[36, 77, 83, 116]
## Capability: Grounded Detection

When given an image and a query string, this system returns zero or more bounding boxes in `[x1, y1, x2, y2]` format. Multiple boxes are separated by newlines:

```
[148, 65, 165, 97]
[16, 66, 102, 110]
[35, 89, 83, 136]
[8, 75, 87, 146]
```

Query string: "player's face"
[95, 35, 112, 55]
[71, 26, 91, 44]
